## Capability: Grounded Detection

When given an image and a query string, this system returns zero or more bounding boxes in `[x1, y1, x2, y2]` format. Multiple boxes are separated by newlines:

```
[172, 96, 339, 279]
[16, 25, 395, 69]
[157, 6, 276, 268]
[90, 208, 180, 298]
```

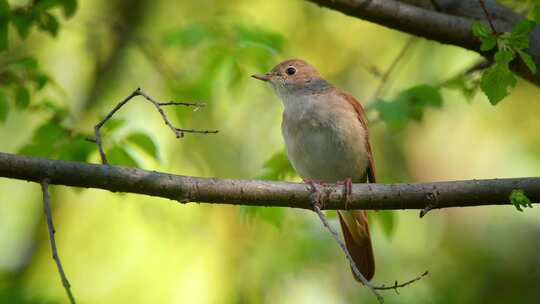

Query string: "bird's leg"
[336, 178, 353, 208]
[303, 179, 327, 208]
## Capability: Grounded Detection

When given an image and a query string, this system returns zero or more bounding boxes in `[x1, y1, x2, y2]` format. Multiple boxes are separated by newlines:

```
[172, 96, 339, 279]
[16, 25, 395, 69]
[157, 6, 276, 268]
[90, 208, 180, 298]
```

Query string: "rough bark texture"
[305, 0, 540, 87]
[1, 152, 538, 211]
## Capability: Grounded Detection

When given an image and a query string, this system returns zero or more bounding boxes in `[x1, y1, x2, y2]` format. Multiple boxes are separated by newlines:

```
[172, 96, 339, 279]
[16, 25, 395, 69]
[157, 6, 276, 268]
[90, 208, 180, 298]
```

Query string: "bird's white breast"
[280, 92, 369, 183]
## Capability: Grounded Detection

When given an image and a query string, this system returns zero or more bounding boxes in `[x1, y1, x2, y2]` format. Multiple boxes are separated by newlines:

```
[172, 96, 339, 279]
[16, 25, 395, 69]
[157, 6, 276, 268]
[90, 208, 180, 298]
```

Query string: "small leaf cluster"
[372, 84, 442, 129]
[0, 0, 77, 51]
[472, 18, 538, 105]
[0, 57, 50, 122]
[163, 22, 284, 103]
[19, 118, 93, 162]
[509, 189, 534, 212]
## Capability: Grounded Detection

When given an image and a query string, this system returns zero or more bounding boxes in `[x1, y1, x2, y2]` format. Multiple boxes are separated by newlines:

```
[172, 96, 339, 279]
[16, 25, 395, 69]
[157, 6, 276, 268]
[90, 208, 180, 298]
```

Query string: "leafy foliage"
[372, 84, 442, 128]
[510, 189, 534, 212]
[472, 19, 537, 105]
[163, 22, 284, 103]
[18, 120, 94, 162]
[0, 0, 78, 51]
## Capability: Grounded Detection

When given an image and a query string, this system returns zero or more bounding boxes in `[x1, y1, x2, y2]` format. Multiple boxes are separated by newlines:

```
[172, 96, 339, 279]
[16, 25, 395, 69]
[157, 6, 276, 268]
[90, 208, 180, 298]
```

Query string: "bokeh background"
[1, 0, 540, 303]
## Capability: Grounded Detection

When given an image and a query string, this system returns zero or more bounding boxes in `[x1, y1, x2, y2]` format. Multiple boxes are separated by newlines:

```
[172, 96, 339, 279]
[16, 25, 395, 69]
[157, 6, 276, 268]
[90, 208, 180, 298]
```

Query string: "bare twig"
[373, 271, 429, 293]
[40, 179, 76, 304]
[478, 0, 499, 35]
[93, 87, 218, 164]
[310, 196, 384, 303]
[369, 37, 416, 101]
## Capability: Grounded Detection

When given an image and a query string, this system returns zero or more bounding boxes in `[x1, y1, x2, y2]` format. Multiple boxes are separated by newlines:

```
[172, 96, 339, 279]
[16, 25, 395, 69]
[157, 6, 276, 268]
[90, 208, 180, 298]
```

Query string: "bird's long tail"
[337, 210, 375, 281]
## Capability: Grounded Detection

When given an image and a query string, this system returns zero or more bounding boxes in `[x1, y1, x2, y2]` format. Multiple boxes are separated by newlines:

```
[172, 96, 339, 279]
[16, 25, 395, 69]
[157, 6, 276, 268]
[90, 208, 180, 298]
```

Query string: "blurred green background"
[1, 0, 540, 303]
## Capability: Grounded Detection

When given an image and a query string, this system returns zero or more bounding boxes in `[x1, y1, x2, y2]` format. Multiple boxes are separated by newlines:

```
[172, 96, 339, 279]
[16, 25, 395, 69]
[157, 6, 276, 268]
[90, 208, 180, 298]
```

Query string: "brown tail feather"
[337, 210, 375, 282]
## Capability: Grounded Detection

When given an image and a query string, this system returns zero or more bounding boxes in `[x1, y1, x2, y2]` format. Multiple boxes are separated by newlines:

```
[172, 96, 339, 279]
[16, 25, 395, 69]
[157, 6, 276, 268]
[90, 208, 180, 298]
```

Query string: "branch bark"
[304, 0, 540, 87]
[1, 152, 538, 211]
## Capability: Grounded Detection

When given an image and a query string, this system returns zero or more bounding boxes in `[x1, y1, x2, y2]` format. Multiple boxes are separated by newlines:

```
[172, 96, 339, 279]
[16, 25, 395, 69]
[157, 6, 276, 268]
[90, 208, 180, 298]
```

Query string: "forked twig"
[41, 179, 76, 304]
[311, 202, 385, 304]
[373, 271, 429, 293]
[93, 87, 218, 164]
[309, 185, 428, 303]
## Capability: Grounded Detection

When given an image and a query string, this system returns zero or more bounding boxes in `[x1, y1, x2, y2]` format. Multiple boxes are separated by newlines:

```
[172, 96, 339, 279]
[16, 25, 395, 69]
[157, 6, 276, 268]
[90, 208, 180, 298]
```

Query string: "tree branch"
[1, 152, 538, 211]
[40, 179, 76, 304]
[305, 0, 540, 87]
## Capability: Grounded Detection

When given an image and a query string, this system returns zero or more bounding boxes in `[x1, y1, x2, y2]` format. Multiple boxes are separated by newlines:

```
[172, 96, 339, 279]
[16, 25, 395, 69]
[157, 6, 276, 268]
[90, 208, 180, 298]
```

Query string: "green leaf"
[0, 0, 8, 51]
[517, 49, 537, 74]
[37, 12, 59, 36]
[57, 135, 94, 162]
[15, 86, 30, 108]
[480, 64, 517, 105]
[233, 24, 284, 54]
[374, 84, 443, 128]
[34, 73, 49, 90]
[59, 0, 77, 18]
[258, 150, 296, 180]
[511, 19, 535, 37]
[510, 189, 533, 212]
[374, 211, 396, 238]
[472, 22, 496, 51]
[102, 118, 125, 132]
[494, 49, 515, 64]
[472, 22, 492, 38]
[0, 91, 8, 123]
[506, 20, 535, 50]
[10, 10, 35, 39]
[125, 132, 158, 160]
[18, 122, 66, 157]
[107, 146, 139, 167]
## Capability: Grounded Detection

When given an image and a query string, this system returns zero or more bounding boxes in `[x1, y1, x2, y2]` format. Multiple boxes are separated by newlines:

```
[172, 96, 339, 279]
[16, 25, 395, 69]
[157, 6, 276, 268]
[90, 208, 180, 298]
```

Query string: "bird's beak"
[251, 73, 271, 82]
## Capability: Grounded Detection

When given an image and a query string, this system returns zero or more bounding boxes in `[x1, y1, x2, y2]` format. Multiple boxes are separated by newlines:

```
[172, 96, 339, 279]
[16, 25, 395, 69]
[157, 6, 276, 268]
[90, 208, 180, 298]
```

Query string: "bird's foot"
[303, 179, 327, 209]
[336, 178, 353, 208]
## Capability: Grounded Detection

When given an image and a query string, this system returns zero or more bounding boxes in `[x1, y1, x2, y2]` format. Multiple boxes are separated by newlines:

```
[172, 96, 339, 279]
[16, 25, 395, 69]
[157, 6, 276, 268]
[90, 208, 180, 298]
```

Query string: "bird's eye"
[286, 67, 296, 76]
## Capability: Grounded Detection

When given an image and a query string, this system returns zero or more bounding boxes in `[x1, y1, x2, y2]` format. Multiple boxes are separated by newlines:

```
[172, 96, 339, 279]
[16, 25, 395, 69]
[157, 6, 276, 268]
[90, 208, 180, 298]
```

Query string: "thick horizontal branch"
[0, 152, 539, 211]
[305, 0, 540, 87]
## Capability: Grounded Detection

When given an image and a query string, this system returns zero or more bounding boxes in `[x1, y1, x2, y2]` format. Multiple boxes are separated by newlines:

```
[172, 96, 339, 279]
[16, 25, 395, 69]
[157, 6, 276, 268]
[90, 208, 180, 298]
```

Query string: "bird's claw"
[336, 178, 353, 209]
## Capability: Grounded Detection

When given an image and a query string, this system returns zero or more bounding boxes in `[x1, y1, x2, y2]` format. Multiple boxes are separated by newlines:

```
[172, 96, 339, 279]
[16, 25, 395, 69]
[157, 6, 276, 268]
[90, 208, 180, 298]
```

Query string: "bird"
[252, 59, 376, 282]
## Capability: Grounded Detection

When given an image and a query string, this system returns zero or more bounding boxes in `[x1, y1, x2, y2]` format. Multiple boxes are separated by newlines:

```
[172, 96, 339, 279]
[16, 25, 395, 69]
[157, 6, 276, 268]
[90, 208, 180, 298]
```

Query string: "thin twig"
[41, 179, 76, 304]
[369, 36, 416, 101]
[308, 188, 384, 303]
[465, 60, 492, 75]
[157, 101, 205, 107]
[478, 0, 499, 35]
[93, 87, 218, 164]
[373, 271, 429, 293]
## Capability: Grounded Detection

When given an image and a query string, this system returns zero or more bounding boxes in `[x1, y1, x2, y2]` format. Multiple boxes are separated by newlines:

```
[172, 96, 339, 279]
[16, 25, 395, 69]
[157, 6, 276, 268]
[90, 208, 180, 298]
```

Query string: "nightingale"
[252, 59, 376, 281]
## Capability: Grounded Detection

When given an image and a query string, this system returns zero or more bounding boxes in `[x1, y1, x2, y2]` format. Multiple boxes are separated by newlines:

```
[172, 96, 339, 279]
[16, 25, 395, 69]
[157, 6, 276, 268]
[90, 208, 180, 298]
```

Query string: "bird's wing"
[338, 90, 377, 183]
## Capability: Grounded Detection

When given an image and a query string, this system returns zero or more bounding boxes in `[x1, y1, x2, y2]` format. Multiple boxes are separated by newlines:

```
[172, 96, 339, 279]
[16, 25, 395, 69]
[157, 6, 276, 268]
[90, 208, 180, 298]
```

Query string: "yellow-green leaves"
[1, 0, 78, 51]
[472, 20, 537, 105]
[125, 132, 159, 160]
[480, 50, 518, 105]
[472, 22, 497, 51]
[510, 189, 534, 212]
[372, 84, 442, 129]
